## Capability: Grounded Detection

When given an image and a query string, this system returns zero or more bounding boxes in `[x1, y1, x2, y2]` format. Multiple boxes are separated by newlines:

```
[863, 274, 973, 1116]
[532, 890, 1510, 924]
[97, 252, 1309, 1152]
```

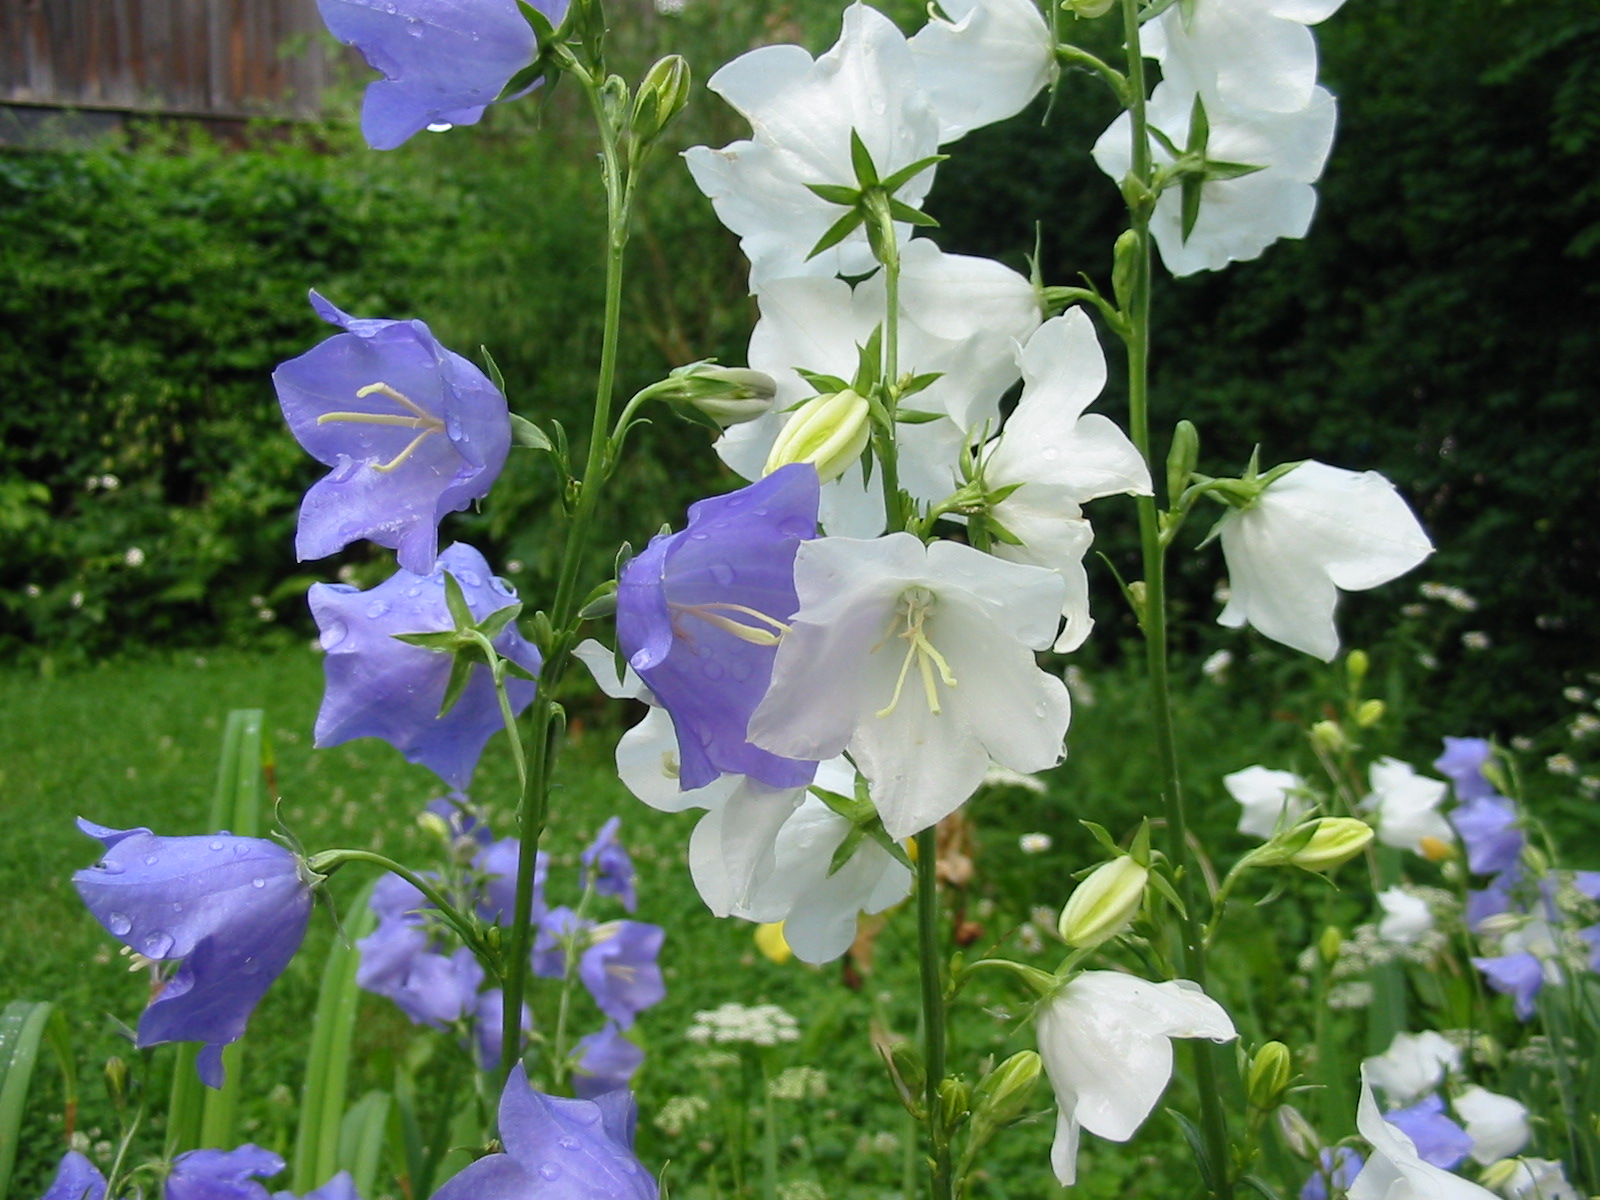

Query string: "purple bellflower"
[616, 464, 820, 791]
[276, 292, 511, 575]
[477, 837, 547, 926]
[534, 906, 592, 978]
[41, 1152, 106, 1200]
[579, 921, 666, 1028]
[432, 1065, 656, 1200]
[165, 1145, 285, 1200]
[73, 822, 314, 1088]
[581, 817, 638, 912]
[1299, 1147, 1363, 1200]
[1434, 737, 1498, 802]
[311, 542, 541, 788]
[572, 1022, 645, 1100]
[1383, 1095, 1473, 1170]
[274, 1174, 360, 1200]
[1450, 793, 1524, 876]
[1466, 870, 1518, 932]
[1472, 951, 1545, 1021]
[318, 0, 559, 151]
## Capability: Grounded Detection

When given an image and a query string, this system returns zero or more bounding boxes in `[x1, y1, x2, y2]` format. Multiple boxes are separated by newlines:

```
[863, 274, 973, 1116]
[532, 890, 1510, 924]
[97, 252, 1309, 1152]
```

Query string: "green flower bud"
[1057, 856, 1148, 948]
[1345, 649, 1369, 685]
[764, 390, 871, 483]
[663, 362, 779, 427]
[971, 1050, 1042, 1130]
[1310, 719, 1347, 754]
[1111, 228, 1141, 311]
[630, 55, 692, 145]
[1317, 925, 1343, 965]
[1276, 1105, 1321, 1160]
[1246, 1041, 1292, 1111]
[105, 1056, 129, 1107]
[1166, 420, 1200, 506]
[1065, 0, 1117, 17]
[1354, 699, 1385, 728]
[937, 1077, 971, 1131]
[1286, 817, 1373, 872]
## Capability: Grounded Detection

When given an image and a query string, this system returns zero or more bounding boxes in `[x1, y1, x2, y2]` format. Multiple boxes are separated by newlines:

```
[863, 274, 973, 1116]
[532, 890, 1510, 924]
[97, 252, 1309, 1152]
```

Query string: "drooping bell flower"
[40, 1152, 106, 1200]
[275, 292, 511, 575]
[1362, 1031, 1460, 1109]
[317, 0, 561, 151]
[572, 1022, 646, 1100]
[581, 817, 638, 913]
[907, 0, 1054, 143]
[1144, 0, 1346, 115]
[1223, 765, 1309, 840]
[1435, 737, 1499, 803]
[1300, 1147, 1364, 1200]
[1453, 1086, 1530, 1166]
[579, 922, 667, 1029]
[165, 1145, 285, 1200]
[73, 822, 315, 1088]
[311, 542, 541, 788]
[616, 464, 819, 792]
[430, 1066, 657, 1200]
[1361, 758, 1454, 858]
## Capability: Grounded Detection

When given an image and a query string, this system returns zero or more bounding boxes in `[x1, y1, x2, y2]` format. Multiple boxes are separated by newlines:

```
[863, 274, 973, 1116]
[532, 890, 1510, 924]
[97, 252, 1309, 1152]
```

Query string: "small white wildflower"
[1510, 736, 1534, 752]
[1019, 832, 1052, 855]
[1017, 922, 1044, 954]
[1214, 582, 1231, 605]
[337, 564, 358, 583]
[85, 476, 100, 491]
[1201, 649, 1233, 682]
[654, 0, 686, 13]
[68, 1131, 91, 1154]
[1462, 631, 1490, 651]
[653, 1095, 710, 1136]
[1400, 603, 1427, 618]
[124, 547, 145, 567]
[1417, 652, 1438, 670]
[100, 474, 121, 490]
[1547, 754, 1578, 777]
[258, 608, 276, 622]
[1570, 713, 1600, 739]
[769, 1066, 828, 1101]
[24, 583, 41, 598]
[1327, 981, 1373, 1010]
[1582, 777, 1600, 797]
[1064, 665, 1097, 707]
[776, 1182, 825, 1200]
[70, 591, 84, 609]
[1564, 686, 1587, 704]
[506, 559, 524, 573]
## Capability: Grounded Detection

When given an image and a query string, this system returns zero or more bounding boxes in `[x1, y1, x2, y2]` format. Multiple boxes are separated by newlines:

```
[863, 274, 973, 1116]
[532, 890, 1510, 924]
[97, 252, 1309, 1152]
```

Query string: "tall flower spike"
[1213, 460, 1433, 660]
[275, 292, 511, 575]
[317, 0, 560, 151]
[311, 542, 541, 788]
[616, 465, 820, 791]
[73, 821, 314, 1088]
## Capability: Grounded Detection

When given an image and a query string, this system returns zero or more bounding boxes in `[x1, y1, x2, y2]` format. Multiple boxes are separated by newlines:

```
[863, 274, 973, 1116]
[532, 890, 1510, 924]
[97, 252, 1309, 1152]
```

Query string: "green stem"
[500, 62, 636, 1090]
[307, 849, 490, 967]
[1117, 1, 1233, 1195]
[915, 827, 953, 1200]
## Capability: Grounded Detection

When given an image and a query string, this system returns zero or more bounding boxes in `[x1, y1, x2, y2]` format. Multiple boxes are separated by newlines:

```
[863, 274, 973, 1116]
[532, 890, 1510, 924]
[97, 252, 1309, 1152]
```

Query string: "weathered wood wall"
[1, 0, 337, 119]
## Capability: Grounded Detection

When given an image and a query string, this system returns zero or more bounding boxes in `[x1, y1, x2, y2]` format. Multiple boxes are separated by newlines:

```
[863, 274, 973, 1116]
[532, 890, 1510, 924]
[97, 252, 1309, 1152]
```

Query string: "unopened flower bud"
[764, 390, 870, 483]
[1354, 699, 1385, 728]
[1166, 420, 1200, 506]
[937, 1077, 971, 1131]
[1287, 817, 1373, 872]
[1247, 1041, 1292, 1111]
[1317, 926, 1343, 965]
[889, 1041, 927, 1100]
[665, 362, 779, 427]
[1066, 0, 1117, 17]
[1276, 1105, 1321, 1160]
[1112, 228, 1141, 311]
[1345, 649, 1369, 685]
[630, 55, 691, 144]
[971, 1050, 1042, 1130]
[1310, 720, 1347, 754]
[104, 1057, 130, 1107]
[1057, 856, 1148, 948]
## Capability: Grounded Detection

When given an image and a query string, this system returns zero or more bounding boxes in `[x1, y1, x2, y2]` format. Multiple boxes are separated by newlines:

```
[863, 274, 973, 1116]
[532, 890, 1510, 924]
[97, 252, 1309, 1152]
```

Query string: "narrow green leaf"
[1205, 159, 1267, 182]
[805, 208, 866, 261]
[848, 128, 879, 188]
[391, 631, 464, 652]
[442, 572, 474, 631]
[338, 1090, 392, 1200]
[854, 326, 884, 395]
[803, 182, 862, 207]
[894, 408, 945, 425]
[0, 1000, 54, 1200]
[794, 370, 851, 395]
[479, 346, 508, 397]
[1166, 1107, 1222, 1196]
[437, 654, 477, 719]
[475, 602, 524, 643]
[167, 1046, 206, 1156]
[509, 414, 552, 451]
[1186, 93, 1209, 156]
[898, 371, 944, 398]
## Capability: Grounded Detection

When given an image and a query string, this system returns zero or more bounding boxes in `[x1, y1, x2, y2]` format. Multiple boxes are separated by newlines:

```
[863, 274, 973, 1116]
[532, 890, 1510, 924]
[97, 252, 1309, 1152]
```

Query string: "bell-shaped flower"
[41, 1152, 106, 1200]
[749, 533, 1070, 839]
[1376, 887, 1435, 947]
[166, 1144, 285, 1200]
[1451, 794, 1523, 877]
[1361, 758, 1453, 857]
[1362, 1031, 1459, 1108]
[1454, 1087, 1530, 1166]
[73, 821, 314, 1088]
[579, 921, 666, 1029]
[616, 465, 820, 791]
[1144, 0, 1346, 115]
[581, 817, 638, 913]
[1435, 737, 1499, 803]
[311, 542, 541, 788]
[1093, 81, 1337, 276]
[1350, 1070, 1497, 1200]
[317, 0, 557, 151]
[1383, 1094, 1473, 1170]
[1223, 765, 1308, 839]
[1035, 971, 1237, 1185]
[1482, 1158, 1580, 1200]
[1472, 951, 1545, 1021]
[431, 1066, 656, 1200]
[683, 3, 941, 286]
[717, 239, 1041, 537]
[907, 0, 1054, 143]
[572, 1022, 646, 1100]
[275, 292, 511, 575]
[1210, 461, 1433, 661]
[980, 310, 1151, 651]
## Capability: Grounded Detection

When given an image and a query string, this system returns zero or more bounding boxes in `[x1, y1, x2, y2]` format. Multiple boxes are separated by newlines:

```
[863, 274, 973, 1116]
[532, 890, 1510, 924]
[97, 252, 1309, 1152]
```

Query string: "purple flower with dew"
[473, 988, 532, 1072]
[1434, 737, 1498, 802]
[579, 921, 666, 1029]
[317, 0, 560, 151]
[477, 837, 547, 926]
[534, 906, 591, 979]
[1450, 793, 1523, 876]
[41, 1152, 106, 1200]
[431, 1065, 656, 1200]
[1383, 1094, 1472, 1170]
[276, 292, 511, 574]
[311, 542, 541, 788]
[582, 817, 638, 913]
[72, 822, 314, 1088]
[165, 1145, 285, 1200]
[1472, 951, 1545, 1021]
[572, 1022, 645, 1100]
[616, 464, 820, 791]
[1299, 1147, 1363, 1200]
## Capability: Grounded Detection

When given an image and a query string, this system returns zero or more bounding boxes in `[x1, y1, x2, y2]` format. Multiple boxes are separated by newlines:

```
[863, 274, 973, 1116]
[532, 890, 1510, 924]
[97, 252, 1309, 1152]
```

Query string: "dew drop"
[209, 840, 224, 851]
[427, 121, 454, 133]
[107, 912, 132, 936]
[143, 931, 174, 957]
[232, 842, 251, 858]
[729, 660, 752, 683]
[688, 531, 710, 541]
[144, 854, 158, 866]
[708, 563, 735, 586]
[97, 860, 125, 875]
[252, 878, 267, 889]
[492, 577, 514, 597]
[241, 956, 260, 974]
[405, 585, 423, 598]
[558, 1136, 581, 1152]
[319, 619, 349, 650]
[172, 902, 184, 913]
[405, 16, 423, 34]
[457, 569, 482, 587]
[539, 1164, 563, 1181]
[366, 600, 390, 619]
[778, 517, 813, 538]
[751, 506, 769, 517]
[571, 1106, 600, 1125]
[446, 413, 464, 440]
[702, 662, 725, 682]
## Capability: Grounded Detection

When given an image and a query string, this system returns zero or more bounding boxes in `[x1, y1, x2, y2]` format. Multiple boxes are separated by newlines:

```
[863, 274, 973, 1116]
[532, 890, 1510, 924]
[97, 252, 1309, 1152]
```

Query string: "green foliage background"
[1, 0, 1596, 735]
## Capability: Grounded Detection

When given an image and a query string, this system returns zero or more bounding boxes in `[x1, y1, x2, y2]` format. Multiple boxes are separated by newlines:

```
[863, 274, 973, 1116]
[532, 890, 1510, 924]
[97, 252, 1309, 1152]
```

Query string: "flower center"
[316, 382, 448, 473]
[873, 587, 957, 719]
[669, 601, 791, 647]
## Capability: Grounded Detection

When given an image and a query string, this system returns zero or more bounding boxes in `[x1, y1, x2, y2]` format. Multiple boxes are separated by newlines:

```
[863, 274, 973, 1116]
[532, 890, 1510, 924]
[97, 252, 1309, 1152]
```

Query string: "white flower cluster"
[768, 1065, 829, 1100]
[686, 1002, 801, 1047]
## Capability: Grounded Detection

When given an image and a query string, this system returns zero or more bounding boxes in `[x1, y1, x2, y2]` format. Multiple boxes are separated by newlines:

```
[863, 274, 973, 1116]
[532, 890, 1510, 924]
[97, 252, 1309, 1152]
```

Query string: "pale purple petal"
[1383, 1094, 1472, 1170]
[579, 922, 665, 1028]
[572, 1022, 646, 1100]
[1450, 794, 1523, 876]
[1472, 952, 1544, 1021]
[166, 1145, 285, 1200]
[1434, 737, 1497, 802]
[41, 1152, 106, 1200]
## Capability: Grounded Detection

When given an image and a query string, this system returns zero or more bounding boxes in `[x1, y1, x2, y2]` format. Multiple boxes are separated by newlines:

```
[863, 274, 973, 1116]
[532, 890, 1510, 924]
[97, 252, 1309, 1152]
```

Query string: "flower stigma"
[874, 587, 957, 719]
[316, 382, 447, 473]
[670, 601, 791, 647]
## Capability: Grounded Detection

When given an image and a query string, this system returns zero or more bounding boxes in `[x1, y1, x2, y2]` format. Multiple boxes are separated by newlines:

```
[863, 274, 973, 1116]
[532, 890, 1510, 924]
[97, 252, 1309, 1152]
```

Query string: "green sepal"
[887, 198, 939, 227]
[578, 583, 618, 620]
[853, 326, 885, 394]
[1187, 93, 1210, 155]
[898, 371, 944, 399]
[805, 207, 867, 261]
[965, 957, 1058, 998]
[1148, 124, 1184, 161]
[1181, 175, 1205, 242]
[437, 653, 477, 718]
[880, 153, 948, 194]
[500, 660, 539, 684]
[1146, 868, 1188, 920]
[978, 513, 1024, 547]
[475, 601, 524, 642]
[1079, 820, 1123, 857]
[795, 369, 852, 395]
[442, 571, 475, 630]
[516, 0, 556, 41]
[391, 631, 464, 652]
[1138, 0, 1182, 23]
[1128, 818, 1153, 866]
[809, 784, 873, 825]
[480, 346, 509, 397]
[805, 182, 862, 207]
[827, 825, 869, 877]
[1206, 159, 1267, 182]
[849, 128, 880, 188]
[894, 408, 945, 425]
[864, 824, 914, 872]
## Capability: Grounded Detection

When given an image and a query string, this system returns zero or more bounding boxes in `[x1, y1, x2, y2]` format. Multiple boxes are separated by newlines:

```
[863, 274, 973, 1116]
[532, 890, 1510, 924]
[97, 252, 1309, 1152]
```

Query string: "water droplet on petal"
[233, 843, 251, 858]
[366, 600, 390, 619]
[108, 912, 132, 936]
[405, 16, 423, 34]
[144, 854, 158, 866]
[446, 413, 464, 440]
[457, 569, 482, 587]
[209, 840, 224, 851]
[405, 585, 423, 598]
[143, 931, 174, 957]
[558, 1136, 581, 1151]
[173, 902, 184, 913]
[241, 956, 260, 974]
[708, 563, 735, 586]
[729, 660, 752, 683]
[540, 1164, 563, 1181]
[703, 661, 725, 682]
[319, 619, 348, 650]
[571, 1106, 600, 1125]
[779, 517, 813, 539]
[252, 878, 266, 889]
[97, 860, 125, 875]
